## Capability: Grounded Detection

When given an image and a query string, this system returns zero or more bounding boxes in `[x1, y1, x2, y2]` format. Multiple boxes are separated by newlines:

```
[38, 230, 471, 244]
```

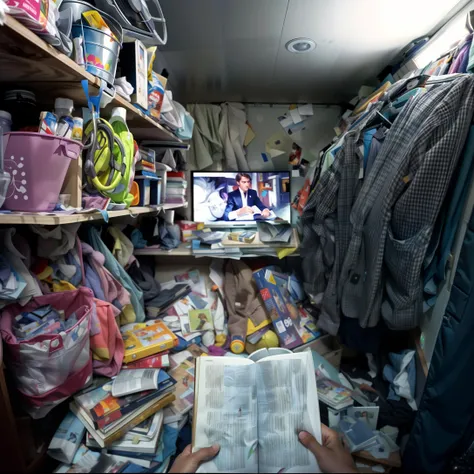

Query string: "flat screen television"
[192, 171, 291, 227]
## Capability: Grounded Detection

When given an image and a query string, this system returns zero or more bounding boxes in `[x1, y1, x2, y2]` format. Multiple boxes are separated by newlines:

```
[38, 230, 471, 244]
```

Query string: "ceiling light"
[285, 38, 316, 53]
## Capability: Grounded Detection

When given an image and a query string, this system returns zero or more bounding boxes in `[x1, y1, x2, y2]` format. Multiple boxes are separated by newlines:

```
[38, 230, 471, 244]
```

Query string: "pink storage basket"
[2, 132, 83, 212]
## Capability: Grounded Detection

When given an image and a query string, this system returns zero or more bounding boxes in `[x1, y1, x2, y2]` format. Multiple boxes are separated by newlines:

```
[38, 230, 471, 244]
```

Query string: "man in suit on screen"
[223, 173, 271, 221]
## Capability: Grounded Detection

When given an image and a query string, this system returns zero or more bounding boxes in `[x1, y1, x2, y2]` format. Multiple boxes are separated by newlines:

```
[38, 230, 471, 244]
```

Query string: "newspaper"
[111, 369, 160, 397]
[194, 352, 321, 473]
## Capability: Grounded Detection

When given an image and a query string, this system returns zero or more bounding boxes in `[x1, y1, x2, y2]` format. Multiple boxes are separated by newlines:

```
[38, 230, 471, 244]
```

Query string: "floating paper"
[298, 103, 314, 116]
[265, 132, 293, 158]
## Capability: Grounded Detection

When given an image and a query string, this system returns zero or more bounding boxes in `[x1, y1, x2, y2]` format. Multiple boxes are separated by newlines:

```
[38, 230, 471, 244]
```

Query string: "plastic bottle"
[54, 98, 74, 118]
[55, 98, 74, 138]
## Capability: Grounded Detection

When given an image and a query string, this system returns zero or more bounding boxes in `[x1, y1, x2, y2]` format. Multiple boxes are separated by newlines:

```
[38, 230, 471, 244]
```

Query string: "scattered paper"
[290, 108, 304, 124]
[278, 113, 307, 135]
[278, 114, 293, 129]
[298, 103, 313, 116]
[188, 308, 214, 332]
[292, 169, 300, 178]
[265, 131, 294, 158]
[243, 123, 256, 147]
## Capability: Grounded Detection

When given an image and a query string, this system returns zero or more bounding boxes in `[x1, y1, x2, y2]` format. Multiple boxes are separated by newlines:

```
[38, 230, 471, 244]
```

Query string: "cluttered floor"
[0, 223, 421, 473]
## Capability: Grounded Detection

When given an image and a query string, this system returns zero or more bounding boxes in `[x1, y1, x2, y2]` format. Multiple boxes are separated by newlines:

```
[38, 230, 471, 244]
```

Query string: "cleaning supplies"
[71, 117, 83, 141]
[38, 111, 58, 135]
[55, 98, 74, 138]
[54, 98, 74, 118]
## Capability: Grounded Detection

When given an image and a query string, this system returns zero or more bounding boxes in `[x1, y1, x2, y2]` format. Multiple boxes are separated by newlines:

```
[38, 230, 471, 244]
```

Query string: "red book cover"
[122, 353, 170, 370]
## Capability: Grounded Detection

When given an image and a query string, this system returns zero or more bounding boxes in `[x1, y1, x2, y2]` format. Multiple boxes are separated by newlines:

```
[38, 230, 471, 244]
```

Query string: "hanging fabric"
[88, 226, 145, 323]
[404, 207, 474, 472]
[338, 75, 474, 332]
[300, 103, 384, 335]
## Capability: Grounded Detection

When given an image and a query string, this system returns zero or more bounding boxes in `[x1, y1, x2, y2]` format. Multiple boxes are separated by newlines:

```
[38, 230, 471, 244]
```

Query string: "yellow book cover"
[122, 321, 178, 364]
[105, 393, 175, 446]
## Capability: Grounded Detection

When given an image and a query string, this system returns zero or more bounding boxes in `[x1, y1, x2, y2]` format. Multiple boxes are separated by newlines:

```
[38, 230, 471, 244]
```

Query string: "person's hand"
[261, 208, 271, 218]
[169, 444, 220, 473]
[299, 425, 357, 473]
[237, 206, 254, 216]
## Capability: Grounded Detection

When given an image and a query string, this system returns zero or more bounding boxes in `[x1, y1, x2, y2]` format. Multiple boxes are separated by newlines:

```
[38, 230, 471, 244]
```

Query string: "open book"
[192, 349, 321, 473]
[236, 206, 277, 221]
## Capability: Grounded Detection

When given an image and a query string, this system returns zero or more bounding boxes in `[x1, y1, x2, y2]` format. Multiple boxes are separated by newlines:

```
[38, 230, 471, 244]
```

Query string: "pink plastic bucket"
[2, 132, 82, 212]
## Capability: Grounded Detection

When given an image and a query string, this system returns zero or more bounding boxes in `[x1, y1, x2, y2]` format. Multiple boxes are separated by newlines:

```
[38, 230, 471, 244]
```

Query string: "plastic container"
[0, 111, 12, 134]
[54, 98, 74, 118]
[3, 90, 39, 130]
[2, 132, 83, 212]
[135, 176, 151, 206]
[71, 22, 122, 86]
[59, 0, 123, 42]
[150, 176, 162, 205]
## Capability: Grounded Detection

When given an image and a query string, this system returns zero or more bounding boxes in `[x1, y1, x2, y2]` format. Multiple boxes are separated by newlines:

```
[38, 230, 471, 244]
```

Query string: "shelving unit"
[0, 15, 182, 143]
[134, 228, 300, 257]
[0, 202, 187, 226]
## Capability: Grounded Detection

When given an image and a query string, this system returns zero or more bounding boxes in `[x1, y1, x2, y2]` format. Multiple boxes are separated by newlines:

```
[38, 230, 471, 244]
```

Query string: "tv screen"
[192, 171, 291, 227]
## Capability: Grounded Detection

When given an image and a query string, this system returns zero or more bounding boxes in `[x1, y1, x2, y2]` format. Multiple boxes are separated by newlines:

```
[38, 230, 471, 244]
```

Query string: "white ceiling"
[157, 0, 467, 104]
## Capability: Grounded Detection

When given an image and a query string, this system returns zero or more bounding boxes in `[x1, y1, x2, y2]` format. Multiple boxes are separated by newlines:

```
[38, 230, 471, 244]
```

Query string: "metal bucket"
[60, 0, 123, 43]
[71, 23, 121, 85]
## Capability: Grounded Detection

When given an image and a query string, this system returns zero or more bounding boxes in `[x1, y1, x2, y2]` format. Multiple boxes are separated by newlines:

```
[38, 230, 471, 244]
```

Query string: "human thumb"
[190, 444, 220, 466]
[299, 431, 324, 457]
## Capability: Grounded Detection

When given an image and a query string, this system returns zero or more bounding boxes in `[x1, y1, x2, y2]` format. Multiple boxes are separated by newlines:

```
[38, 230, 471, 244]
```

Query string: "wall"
[245, 104, 341, 223]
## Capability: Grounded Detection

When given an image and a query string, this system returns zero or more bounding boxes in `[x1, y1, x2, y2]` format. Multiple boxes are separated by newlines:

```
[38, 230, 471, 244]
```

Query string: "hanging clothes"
[448, 34, 473, 74]
[0, 228, 42, 307]
[300, 103, 384, 335]
[423, 125, 474, 309]
[30, 223, 81, 259]
[187, 103, 250, 170]
[403, 207, 474, 472]
[187, 104, 223, 170]
[90, 299, 124, 377]
[88, 227, 145, 323]
[81, 242, 134, 325]
[338, 75, 474, 332]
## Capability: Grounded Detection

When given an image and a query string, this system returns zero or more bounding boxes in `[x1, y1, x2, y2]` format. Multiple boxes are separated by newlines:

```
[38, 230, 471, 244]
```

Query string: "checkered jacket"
[300, 104, 383, 334]
[339, 75, 474, 331]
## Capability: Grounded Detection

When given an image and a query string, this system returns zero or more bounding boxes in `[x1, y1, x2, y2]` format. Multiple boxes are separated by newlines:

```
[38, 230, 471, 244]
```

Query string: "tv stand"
[134, 228, 300, 258]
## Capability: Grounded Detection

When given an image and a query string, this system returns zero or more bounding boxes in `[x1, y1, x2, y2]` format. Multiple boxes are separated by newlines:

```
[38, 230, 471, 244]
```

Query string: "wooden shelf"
[0, 15, 183, 143]
[135, 242, 193, 256]
[0, 202, 187, 226]
[134, 240, 301, 258]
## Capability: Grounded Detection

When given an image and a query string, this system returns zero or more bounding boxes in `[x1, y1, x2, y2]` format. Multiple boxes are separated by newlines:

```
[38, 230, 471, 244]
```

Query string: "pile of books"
[257, 221, 293, 245]
[48, 367, 177, 473]
[136, 147, 156, 174]
[47, 316, 212, 473]
[165, 171, 187, 205]
[177, 220, 205, 242]
[191, 229, 242, 258]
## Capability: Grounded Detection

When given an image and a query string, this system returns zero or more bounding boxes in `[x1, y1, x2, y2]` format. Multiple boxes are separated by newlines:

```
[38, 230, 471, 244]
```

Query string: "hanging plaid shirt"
[339, 75, 474, 331]
[300, 104, 383, 334]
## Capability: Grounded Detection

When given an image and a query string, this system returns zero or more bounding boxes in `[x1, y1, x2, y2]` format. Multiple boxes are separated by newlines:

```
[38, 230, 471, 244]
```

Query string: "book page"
[256, 352, 321, 473]
[111, 369, 159, 397]
[194, 357, 258, 473]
